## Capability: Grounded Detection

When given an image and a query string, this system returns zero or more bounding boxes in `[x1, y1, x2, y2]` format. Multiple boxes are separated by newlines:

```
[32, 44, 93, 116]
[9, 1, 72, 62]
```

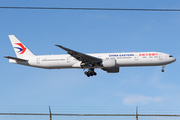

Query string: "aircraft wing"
[55, 45, 102, 63]
[4, 56, 28, 61]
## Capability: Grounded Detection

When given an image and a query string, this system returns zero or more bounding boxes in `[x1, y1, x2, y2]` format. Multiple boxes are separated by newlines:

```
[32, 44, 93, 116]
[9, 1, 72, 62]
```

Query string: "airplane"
[4, 35, 176, 77]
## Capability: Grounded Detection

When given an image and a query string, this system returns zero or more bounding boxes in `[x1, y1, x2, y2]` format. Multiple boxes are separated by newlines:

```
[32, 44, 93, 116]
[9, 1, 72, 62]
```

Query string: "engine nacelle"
[102, 59, 116, 68]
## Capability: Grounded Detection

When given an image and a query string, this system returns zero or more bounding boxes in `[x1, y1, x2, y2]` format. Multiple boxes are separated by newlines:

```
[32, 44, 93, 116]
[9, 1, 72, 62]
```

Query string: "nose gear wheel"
[161, 65, 166, 72]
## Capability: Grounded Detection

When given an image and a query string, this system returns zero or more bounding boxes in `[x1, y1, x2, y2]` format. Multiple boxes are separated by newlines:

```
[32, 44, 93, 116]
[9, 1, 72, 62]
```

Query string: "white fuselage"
[9, 52, 176, 69]
[6, 35, 176, 76]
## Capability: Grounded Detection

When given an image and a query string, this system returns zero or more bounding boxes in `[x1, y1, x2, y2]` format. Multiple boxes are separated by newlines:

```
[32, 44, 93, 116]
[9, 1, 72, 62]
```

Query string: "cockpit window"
[169, 55, 173, 57]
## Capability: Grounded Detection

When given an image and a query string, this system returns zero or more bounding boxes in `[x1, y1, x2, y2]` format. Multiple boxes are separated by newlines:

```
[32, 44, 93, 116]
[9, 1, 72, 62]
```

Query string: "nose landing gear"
[84, 68, 97, 77]
[161, 65, 166, 72]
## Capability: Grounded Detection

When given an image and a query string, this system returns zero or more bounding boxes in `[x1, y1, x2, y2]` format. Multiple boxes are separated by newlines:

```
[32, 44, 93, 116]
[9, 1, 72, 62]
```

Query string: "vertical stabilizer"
[9, 35, 35, 59]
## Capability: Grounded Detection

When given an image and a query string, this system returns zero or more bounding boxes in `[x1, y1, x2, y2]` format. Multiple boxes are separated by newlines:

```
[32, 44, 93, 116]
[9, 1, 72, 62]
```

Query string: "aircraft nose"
[173, 57, 176, 62]
[171, 57, 176, 63]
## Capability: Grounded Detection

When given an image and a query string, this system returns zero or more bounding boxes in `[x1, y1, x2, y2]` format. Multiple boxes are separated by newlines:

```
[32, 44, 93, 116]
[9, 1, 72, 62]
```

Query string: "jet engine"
[102, 59, 116, 68]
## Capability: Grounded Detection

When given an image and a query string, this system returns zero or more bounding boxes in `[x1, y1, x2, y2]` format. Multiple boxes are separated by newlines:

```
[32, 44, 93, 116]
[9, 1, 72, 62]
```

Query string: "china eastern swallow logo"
[14, 43, 26, 54]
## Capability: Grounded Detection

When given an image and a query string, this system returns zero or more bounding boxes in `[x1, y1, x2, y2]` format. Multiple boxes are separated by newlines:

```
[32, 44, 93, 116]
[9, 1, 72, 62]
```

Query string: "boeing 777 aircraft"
[4, 35, 176, 77]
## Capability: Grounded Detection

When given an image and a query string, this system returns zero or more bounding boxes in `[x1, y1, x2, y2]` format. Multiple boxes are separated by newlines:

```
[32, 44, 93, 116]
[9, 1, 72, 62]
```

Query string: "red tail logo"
[14, 43, 26, 54]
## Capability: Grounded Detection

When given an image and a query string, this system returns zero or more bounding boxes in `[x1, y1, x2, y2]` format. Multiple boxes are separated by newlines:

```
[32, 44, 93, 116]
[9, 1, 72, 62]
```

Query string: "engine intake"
[102, 59, 116, 68]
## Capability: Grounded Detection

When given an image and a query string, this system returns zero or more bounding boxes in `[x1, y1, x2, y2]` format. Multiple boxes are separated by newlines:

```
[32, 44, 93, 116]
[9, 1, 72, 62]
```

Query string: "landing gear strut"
[161, 65, 166, 72]
[84, 68, 97, 77]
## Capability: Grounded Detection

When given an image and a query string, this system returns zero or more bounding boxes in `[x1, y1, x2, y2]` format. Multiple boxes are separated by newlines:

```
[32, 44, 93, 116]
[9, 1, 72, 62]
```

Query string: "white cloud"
[122, 95, 163, 105]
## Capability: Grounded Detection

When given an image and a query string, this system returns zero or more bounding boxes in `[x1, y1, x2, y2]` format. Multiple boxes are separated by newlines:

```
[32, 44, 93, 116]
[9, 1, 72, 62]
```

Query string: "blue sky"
[1, 0, 180, 112]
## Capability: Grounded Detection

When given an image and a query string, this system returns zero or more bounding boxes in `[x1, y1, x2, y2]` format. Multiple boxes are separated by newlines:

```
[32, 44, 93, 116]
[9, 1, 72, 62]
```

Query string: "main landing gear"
[84, 68, 97, 77]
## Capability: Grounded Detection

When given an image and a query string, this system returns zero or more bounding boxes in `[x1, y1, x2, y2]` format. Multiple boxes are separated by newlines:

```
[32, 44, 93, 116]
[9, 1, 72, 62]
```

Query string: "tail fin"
[9, 35, 35, 59]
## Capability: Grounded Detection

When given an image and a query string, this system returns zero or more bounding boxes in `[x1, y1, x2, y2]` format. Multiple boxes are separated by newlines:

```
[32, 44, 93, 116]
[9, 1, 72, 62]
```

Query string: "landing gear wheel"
[88, 71, 93, 76]
[84, 71, 88, 75]
[84, 68, 97, 77]
[161, 65, 166, 73]
[93, 72, 97, 76]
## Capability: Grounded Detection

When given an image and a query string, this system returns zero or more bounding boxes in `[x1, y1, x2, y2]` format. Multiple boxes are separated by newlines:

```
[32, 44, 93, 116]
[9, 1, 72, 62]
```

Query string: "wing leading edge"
[55, 45, 102, 63]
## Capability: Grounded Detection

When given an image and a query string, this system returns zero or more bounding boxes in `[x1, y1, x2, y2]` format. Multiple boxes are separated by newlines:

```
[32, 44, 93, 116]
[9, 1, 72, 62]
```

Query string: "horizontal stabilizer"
[4, 56, 28, 61]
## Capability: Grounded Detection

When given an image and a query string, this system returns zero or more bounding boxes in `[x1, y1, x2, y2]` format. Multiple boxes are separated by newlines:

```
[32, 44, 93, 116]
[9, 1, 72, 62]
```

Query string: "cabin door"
[159, 54, 162, 60]
[67, 57, 70, 63]
[37, 58, 40, 64]
[135, 55, 138, 60]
